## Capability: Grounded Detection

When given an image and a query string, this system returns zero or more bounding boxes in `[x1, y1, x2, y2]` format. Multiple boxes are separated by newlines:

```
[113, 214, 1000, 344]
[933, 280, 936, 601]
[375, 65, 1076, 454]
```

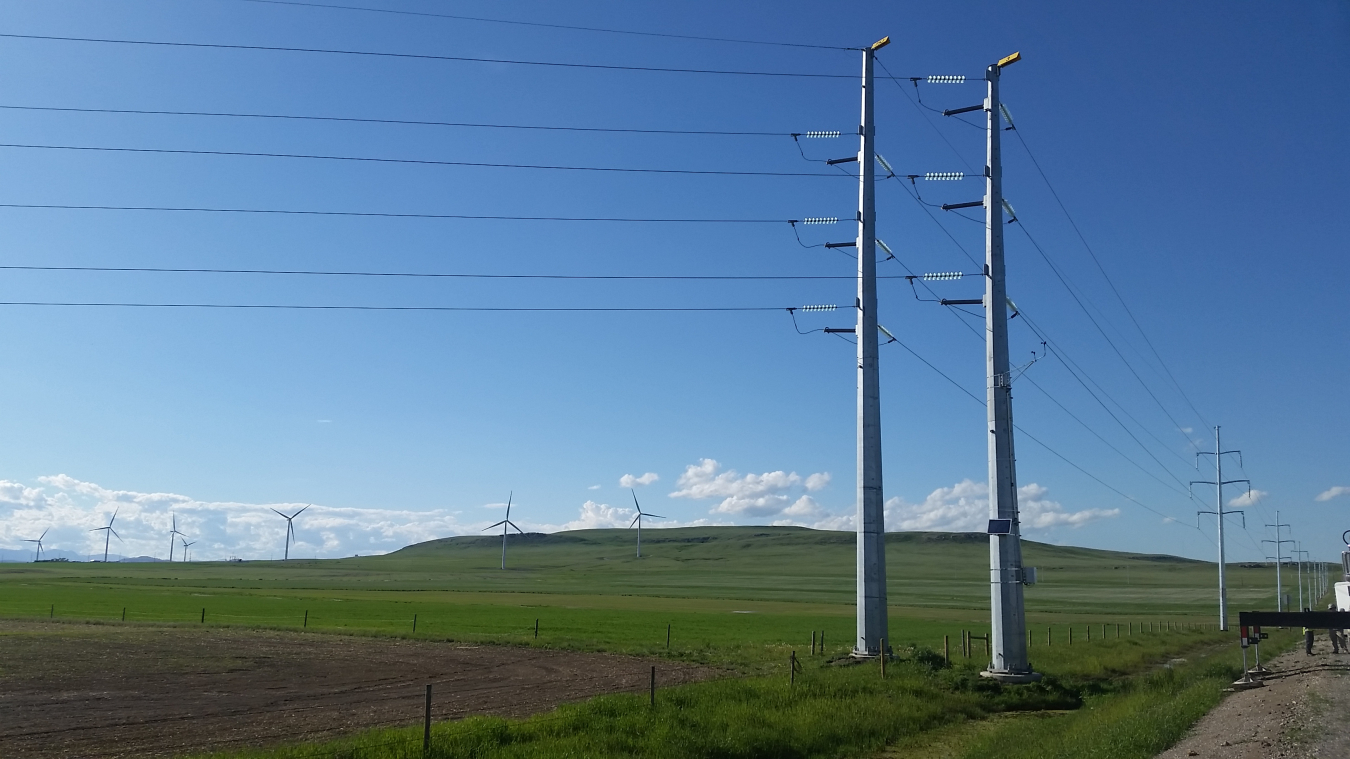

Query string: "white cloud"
[1228, 489, 1267, 508]
[587, 484, 601, 491]
[619, 472, 659, 488]
[884, 479, 1118, 533]
[1315, 486, 1349, 502]
[0, 475, 476, 562]
[670, 458, 834, 518]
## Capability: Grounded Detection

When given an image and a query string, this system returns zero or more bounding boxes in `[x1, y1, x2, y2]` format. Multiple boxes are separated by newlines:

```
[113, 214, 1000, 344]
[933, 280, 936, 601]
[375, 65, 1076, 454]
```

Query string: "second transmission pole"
[982, 52, 1037, 683]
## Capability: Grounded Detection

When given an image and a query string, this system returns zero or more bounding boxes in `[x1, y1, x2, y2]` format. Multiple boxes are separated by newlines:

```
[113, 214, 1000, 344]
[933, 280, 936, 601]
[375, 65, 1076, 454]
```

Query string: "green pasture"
[0, 527, 1272, 665]
[0, 527, 1317, 759]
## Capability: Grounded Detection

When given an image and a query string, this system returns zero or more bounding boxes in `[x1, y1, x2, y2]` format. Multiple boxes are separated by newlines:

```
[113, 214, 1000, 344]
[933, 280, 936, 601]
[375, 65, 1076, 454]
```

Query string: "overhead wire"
[874, 57, 977, 174]
[0, 264, 914, 281]
[234, 0, 859, 51]
[0, 203, 824, 223]
[0, 302, 804, 312]
[0, 33, 937, 79]
[0, 142, 856, 178]
[1008, 127, 1212, 433]
[0, 104, 807, 137]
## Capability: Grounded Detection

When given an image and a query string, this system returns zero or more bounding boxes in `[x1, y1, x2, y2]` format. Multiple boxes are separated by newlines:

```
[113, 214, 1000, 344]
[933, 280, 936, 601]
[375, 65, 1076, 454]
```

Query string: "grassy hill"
[0, 526, 1278, 621]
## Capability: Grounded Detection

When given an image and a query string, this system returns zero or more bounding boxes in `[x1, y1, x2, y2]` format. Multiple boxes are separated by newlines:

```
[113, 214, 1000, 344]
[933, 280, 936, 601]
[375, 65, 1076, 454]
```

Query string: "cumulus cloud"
[619, 472, 659, 488]
[670, 458, 833, 518]
[587, 485, 601, 491]
[884, 479, 1118, 532]
[1228, 489, 1267, 508]
[1315, 486, 1349, 502]
[0, 475, 477, 562]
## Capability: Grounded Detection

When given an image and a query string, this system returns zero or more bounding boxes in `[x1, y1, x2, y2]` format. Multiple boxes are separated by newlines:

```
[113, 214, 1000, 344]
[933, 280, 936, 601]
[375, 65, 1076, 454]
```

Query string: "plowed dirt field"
[0, 619, 712, 758]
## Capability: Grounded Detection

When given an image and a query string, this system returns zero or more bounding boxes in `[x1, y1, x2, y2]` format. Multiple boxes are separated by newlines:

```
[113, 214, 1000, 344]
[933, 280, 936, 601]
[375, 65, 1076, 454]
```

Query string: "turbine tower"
[168, 513, 185, 562]
[628, 489, 664, 558]
[90, 509, 120, 562]
[271, 505, 308, 561]
[24, 529, 48, 562]
[484, 493, 523, 570]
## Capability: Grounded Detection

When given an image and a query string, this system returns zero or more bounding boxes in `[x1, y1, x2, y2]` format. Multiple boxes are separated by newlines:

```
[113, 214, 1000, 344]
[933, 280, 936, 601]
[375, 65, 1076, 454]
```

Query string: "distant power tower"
[1190, 426, 1250, 630]
[1262, 511, 1293, 612]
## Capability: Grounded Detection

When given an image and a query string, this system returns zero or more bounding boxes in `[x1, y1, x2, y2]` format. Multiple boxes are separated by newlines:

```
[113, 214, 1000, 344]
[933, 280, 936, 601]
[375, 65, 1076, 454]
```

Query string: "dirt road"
[1156, 634, 1350, 759]
[0, 619, 712, 758]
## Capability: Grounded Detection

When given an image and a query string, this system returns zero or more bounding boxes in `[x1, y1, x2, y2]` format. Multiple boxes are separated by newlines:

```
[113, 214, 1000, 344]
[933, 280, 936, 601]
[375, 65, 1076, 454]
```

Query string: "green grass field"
[0, 527, 1303, 758]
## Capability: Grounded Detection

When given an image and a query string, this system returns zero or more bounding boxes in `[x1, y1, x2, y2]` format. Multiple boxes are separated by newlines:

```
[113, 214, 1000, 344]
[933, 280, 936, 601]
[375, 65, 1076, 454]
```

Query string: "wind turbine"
[271, 505, 309, 561]
[484, 492, 523, 570]
[628, 489, 664, 558]
[181, 538, 197, 562]
[168, 513, 185, 562]
[24, 529, 48, 562]
[90, 509, 121, 562]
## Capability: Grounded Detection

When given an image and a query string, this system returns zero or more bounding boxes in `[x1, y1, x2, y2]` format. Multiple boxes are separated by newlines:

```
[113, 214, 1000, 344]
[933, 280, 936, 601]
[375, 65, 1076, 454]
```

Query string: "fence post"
[535, 618, 539, 639]
[413, 614, 417, 633]
[790, 652, 797, 686]
[667, 623, 671, 650]
[201, 608, 205, 624]
[50, 604, 53, 619]
[304, 610, 308, 628]
[1047, 626, 1052, 646]
[820, 630, 824, 653]
[983, 635, 989, 657]
[944, 634, 950, 664]
[1069, 627, 1073, 645]
[1116, 623, 1120, 638]
[122, 607, 126, 622]
[650, 666, 656, 705]
[423, 684, 432, 754]
[1086, 625, 1091, 642]
[811, 630, 817, 656]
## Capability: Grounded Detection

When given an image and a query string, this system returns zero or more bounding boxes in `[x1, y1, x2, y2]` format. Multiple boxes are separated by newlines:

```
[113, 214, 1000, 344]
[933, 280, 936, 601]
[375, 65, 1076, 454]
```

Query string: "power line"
[0, 143, 853, 178]
[0, 104, 800, 137]
[235, 0, 857, 51]
[1012, 221, 1206, 457]
[0, 264, 911, 281]
[0, 203, 814, 222]
[1009, 128, 1211, 432]
[0, 32, 897, 78]
[883, 336, 1198, 531]
[0, 301, 797, 312]
[874, 57, 977, 174]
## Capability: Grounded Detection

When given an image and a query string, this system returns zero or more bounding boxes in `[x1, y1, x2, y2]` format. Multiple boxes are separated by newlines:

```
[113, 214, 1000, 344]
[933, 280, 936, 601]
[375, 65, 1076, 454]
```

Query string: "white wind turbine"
[181, 537, 197, 562]
[90, 509, 121, 562]
[484, 492, 523, 570]
[628, 489, 664, 558]
[24, 529, 48, 562]
[271, 505, 309, 561]
[168, 513, 185, 562]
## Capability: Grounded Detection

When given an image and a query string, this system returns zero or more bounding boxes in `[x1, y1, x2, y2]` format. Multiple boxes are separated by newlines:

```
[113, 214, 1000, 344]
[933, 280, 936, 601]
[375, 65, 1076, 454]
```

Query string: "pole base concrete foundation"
[1231, 675, 1264, 690]
[980, 669, 1042, 684]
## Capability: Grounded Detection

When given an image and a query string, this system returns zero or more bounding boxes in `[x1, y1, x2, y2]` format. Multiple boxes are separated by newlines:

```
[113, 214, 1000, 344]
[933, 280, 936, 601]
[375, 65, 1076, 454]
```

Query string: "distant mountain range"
[0, 548, 167, 563]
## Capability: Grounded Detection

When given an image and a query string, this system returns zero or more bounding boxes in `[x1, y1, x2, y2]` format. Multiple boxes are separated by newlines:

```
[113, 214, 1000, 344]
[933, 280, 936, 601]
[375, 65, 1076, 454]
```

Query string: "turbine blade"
[629, 514, 640, 528]
[271, 508, 288, 518]
[646, 513, 666, 519]
[484, 520, 507, 530]
[507, 521, 523, 534]
[631, 488, 640, 509]
[110, 528, 121, 540]
[39, 528, 48, 540]
[294, 505, 310, 518]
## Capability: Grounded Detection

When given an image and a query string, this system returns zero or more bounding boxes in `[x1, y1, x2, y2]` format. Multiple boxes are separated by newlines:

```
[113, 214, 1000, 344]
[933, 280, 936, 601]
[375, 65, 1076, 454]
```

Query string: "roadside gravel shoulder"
[1156, 636, 1350, 759]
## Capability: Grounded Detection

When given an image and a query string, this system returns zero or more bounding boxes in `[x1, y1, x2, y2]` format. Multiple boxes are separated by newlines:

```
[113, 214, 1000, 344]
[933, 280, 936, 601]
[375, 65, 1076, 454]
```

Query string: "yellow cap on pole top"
[871, 36, 891, 51]
[998, 51, 1022, 68]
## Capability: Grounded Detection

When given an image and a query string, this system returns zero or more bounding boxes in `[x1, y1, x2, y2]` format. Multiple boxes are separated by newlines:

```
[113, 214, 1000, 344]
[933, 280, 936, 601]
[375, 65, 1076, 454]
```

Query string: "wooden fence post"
[534, 618, 539, 639]
[944, 634, 950, 664]
[666, 623, 671, 650]
[423, 683, 432, 753]
[201, 608, 205, 623]
[650, 666, 656, 705]
[1069, 627, 1073, 645]
[413, 614, 417, 632]
[790, 652, 797, 686]
[122, 607, 126, 622]
[304, 610, 308, 628]
[811, 630, 817, 656]
[1048, 626, 1052, 646]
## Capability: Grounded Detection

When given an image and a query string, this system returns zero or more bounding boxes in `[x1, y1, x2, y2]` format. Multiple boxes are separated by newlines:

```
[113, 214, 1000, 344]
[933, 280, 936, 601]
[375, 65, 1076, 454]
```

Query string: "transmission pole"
[1294, 545, 1308, 610]
[853, 35, 890, 658]
[978, 52, 1037, 683]
[1262, 511, 1293, 612]
[1190, 426, 1249, 630]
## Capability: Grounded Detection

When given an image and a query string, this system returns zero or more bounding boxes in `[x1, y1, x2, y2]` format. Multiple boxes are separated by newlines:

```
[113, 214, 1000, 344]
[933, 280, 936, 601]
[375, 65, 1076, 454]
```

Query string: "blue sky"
[0, 0, 1345, 565]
